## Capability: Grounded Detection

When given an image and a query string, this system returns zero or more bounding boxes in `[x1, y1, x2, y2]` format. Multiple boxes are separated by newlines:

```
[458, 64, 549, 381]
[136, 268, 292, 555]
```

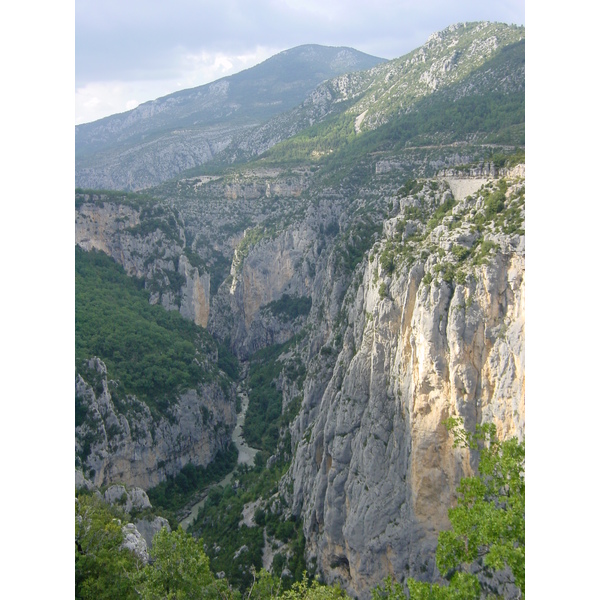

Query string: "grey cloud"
[76, 0, 524, 86]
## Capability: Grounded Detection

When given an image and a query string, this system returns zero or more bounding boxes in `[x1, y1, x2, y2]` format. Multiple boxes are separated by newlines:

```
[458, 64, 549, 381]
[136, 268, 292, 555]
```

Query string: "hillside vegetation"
[75, 45, 386, 190]
[76, 246, 233, 416]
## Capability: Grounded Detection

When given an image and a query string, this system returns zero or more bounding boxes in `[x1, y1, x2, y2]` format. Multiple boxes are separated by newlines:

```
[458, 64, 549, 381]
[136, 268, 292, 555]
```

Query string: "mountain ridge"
[75, 44, 386, 189]
[76, 23, 522, 191]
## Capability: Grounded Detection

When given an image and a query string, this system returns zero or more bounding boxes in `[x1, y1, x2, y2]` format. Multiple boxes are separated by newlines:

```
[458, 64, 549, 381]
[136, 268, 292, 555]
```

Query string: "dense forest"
[76, 246, 235, 417]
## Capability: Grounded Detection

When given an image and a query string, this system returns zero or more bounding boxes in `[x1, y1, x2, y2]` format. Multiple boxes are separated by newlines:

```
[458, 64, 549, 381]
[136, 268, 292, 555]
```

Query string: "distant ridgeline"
[75, 23, 523, 191]
[75, 45, 387, 191]
[75, 21, 525, 600]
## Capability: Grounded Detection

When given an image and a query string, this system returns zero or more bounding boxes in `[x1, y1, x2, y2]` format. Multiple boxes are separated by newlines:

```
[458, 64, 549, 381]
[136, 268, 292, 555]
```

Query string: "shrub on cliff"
[372, 418, 525, 599]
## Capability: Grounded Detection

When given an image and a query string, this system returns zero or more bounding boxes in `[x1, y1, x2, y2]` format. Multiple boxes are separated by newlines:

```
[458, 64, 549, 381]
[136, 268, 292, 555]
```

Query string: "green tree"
[136, 527, 232, 600]
[244, 569, 350, 600]
[433, 418, 525, 597]
[371, 419, 524, 599]
[247, 568, 289, 600]
[404, 572, 481, 600]
[279, 572, 348, 600]
[75, 494, 141, 600]
[373, 572, 480, 600]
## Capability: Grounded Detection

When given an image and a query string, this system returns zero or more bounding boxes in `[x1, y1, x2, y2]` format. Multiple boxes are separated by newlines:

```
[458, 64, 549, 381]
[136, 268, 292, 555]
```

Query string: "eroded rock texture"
[75, 162, 524, 596]
[282, 174, 524, 597]
[75, 358, 235, 489]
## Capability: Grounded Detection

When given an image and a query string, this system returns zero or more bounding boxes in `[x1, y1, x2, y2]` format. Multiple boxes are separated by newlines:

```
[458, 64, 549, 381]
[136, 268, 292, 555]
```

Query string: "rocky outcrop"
[103, 485, 152, 513]
[75, 468, 95, 492]
[121, 523, 151, 563]
[176, 255, 211, 328]
[282, 174, 524, 597]
[134, 517, 172, 549]
[75, 475, 171, 559]
[75, 358, 236, 489]
[75, 195, 210, 326]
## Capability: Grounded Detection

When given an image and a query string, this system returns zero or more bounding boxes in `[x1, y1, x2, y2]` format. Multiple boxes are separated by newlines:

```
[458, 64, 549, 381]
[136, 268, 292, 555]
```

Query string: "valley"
[179, 364, 259, 532]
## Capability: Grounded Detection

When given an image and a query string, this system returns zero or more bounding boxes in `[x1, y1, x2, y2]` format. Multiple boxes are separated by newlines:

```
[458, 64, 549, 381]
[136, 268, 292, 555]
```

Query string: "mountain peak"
[75, 44, 386, 189]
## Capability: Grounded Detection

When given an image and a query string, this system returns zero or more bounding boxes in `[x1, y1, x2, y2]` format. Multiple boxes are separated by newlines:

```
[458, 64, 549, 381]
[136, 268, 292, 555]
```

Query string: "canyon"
[75, 21, 525, 598]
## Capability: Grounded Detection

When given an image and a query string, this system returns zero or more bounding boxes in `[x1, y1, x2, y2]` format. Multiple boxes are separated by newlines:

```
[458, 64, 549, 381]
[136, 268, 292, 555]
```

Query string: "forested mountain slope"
[75, 245, 238, 489]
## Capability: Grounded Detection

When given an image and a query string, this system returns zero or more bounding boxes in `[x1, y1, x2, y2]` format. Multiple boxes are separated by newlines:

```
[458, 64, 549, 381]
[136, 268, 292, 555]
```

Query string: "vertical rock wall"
[284, 177, 524, 597]
[75, 358, 236, 489]
[75, 198, 211, 327]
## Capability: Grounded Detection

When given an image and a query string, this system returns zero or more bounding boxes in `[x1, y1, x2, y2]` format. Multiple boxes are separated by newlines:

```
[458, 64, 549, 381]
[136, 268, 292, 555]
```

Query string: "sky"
[75, 0, 525, 125]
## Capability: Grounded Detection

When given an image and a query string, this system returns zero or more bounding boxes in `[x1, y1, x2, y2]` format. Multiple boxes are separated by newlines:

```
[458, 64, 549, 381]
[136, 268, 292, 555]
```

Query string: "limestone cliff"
[75, 358, 236, 489]
[226, 224, 318, 358]
[170, 164, 523, 595]
[75, 193, 210, 327]
[282, 173, 524, 597]
[74, 163, 524, 595]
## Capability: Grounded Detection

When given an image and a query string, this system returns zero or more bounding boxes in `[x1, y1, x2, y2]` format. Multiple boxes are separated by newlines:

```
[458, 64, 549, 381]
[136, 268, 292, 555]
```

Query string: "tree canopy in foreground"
[75, 419, 524, 599]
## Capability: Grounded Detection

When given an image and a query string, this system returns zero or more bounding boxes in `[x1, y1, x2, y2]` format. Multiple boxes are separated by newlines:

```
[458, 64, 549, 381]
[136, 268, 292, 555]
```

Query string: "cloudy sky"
[75, 0, 525, 125]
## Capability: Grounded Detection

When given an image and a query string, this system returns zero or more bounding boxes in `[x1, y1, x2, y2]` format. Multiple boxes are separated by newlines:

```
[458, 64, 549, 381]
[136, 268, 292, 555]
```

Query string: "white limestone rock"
[121, 523, 149, 564]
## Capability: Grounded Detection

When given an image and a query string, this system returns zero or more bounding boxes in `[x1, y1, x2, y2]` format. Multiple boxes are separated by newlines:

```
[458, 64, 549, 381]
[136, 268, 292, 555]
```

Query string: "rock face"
[161, 165, 523, 596]
[134, 516, 172, 550]
[75, 195, 210, 326]
[178, 255, 211, 327]
[74, 163, 524, 595]
[121, 523, 151, 563]
[282, 175, 524, 597]
[226, 226, 318, 358]
[103, 485, 152, 513]
[75, 358, 235, 489]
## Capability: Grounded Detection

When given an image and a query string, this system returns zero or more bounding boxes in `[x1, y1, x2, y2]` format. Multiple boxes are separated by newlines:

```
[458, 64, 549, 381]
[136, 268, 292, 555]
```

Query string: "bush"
[451, 244, 470, 262]
[265, 294, 312, 322]
[427, 197, 456, 230]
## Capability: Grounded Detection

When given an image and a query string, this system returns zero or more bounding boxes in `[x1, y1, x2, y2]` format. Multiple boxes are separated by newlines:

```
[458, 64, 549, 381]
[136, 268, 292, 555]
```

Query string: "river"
[179, 368, 258, 531]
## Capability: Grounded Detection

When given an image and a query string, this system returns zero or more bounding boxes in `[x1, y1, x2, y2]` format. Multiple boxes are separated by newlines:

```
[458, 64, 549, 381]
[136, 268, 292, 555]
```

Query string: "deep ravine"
[179, 362, 258, 530]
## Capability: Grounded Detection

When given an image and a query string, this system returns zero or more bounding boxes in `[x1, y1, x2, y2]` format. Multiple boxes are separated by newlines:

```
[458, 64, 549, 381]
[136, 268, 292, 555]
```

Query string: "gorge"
[75, 21, 525, 599]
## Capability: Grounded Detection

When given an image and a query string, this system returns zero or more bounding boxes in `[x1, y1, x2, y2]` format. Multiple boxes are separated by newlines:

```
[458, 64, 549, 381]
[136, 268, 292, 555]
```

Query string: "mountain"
[252, 21, 524, 170]
[75, 243, 239, 489]
[75, 21, 525, 599]
[75, 45, 386, 191]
